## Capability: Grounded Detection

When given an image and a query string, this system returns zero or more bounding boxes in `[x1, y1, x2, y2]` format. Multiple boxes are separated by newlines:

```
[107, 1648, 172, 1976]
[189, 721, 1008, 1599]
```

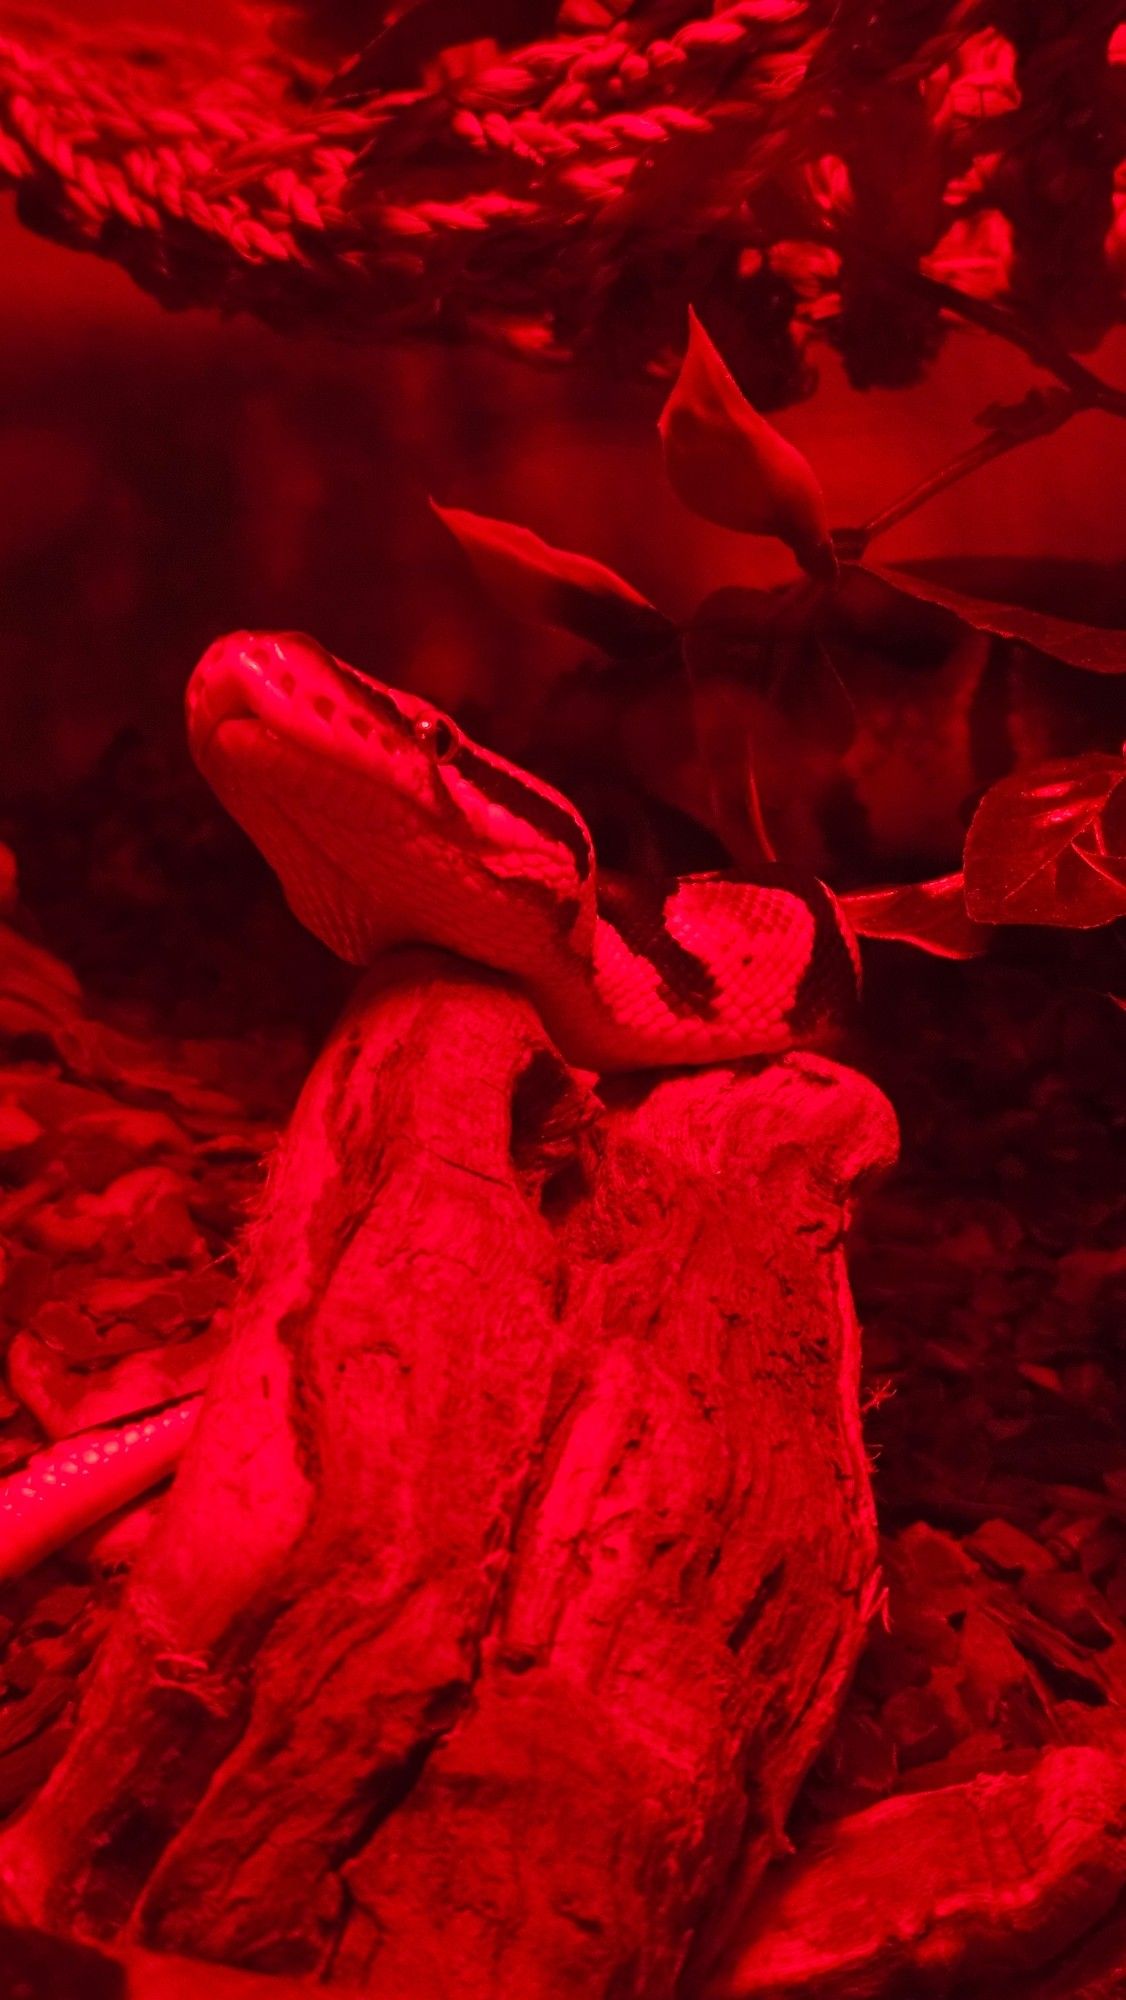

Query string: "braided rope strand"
[0, 5, 1121, 377]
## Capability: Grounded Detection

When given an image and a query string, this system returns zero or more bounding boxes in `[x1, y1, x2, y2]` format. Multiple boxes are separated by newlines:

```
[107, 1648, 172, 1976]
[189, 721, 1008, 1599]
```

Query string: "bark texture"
[0, 953, 897, 1998]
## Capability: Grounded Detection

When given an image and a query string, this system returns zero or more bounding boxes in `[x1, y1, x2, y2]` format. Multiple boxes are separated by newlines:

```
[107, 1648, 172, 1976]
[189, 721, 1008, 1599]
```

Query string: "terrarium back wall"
[5, 202, 1125, 793]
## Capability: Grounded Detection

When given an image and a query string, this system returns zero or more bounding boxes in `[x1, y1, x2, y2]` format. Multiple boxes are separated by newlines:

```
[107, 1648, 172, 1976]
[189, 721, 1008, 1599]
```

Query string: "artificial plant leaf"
[841, 874, 992, 959]
[871, 558, 1126, 674]
[658, 310, 835, 581]
[432, 501, 673, 656]
[963, 753, 1126, 927]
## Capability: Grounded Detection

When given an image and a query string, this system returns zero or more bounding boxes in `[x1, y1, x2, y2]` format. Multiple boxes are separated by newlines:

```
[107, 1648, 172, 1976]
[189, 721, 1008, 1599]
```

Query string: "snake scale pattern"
[0, 630, 860, 1574]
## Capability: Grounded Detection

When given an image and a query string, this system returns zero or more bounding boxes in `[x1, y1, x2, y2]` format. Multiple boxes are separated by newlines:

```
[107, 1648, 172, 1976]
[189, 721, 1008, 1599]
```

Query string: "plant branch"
[834, 383, 1093, 560]
[904, 272, 1126, 419]
[821, 252, 1126, 556]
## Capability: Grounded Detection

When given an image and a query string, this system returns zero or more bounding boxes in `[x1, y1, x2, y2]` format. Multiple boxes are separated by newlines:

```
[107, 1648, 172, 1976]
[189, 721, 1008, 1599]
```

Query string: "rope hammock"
[0, 1, 1122, 398]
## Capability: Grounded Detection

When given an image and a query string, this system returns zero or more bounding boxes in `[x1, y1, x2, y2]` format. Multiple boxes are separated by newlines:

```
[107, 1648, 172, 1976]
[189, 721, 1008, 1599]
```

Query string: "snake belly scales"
[1, 631, 860, 1577]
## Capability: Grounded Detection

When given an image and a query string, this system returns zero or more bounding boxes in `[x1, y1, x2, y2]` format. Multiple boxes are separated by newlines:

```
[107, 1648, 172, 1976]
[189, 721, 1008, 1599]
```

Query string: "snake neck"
[517, 919, 760, 1075]
[520, 871, 859, 1073]
[505, 917, 634, 1073]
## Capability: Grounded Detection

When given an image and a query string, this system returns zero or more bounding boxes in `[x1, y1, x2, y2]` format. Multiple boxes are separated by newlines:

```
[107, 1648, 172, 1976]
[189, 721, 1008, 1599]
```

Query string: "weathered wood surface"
[0, 952, 897, 1997]
[8, 1741, 1126, 2000]
[707, 1740, 1126, 2000]
[0, 1924, 365, 2000]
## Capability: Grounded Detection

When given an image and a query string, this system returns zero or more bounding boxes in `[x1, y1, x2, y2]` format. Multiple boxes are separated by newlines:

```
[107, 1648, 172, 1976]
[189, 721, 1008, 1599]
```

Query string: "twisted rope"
[0, 2, 1122, 387]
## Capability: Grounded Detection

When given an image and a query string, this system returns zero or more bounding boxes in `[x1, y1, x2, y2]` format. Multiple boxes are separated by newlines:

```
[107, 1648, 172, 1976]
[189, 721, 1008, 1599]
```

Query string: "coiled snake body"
[0, 630, 859, 1578]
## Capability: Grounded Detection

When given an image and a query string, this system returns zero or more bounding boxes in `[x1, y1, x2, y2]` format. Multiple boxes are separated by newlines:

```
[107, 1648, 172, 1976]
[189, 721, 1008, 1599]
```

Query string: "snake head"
[186, 630, 595, 969]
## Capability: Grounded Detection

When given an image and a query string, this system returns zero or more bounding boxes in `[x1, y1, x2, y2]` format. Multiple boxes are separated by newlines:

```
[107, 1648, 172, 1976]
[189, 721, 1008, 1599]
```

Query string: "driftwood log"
[7, 1735, 1126, 2000]
[0, 950, 898, 1996]
[709, 1738, 1126, 2000]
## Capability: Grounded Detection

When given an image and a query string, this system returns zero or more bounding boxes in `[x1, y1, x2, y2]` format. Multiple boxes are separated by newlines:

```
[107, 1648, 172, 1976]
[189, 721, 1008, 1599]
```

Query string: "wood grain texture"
[709, 1742, 1126, 2000]
[0, 953, 897, 1996]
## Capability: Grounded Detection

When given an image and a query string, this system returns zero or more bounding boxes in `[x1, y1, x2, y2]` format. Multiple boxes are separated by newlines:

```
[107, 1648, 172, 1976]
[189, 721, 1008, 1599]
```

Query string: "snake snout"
[186, 630, 306, 761]
[194, 630, 291, 698]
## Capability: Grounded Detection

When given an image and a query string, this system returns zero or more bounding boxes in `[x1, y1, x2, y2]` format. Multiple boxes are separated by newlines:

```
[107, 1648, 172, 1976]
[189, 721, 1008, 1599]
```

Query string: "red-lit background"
[0, 5, 1125, 1996]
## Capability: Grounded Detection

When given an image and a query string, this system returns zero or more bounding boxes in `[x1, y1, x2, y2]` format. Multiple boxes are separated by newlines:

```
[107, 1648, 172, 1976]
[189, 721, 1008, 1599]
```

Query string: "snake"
[0, 628, 859, 1579]
[185, 630, 861, 1070]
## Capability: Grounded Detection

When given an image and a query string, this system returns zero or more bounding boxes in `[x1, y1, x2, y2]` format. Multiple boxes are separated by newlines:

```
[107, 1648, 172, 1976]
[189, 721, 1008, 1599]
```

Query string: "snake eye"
[413, 711, 461, 764]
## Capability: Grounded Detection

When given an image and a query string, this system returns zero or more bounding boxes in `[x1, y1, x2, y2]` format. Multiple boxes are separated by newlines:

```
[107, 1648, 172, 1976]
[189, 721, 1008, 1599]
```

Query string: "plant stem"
[835, 390, 1080, 559]
[836, 348, 1120, 556]
[817, 253, 1126, 554]
[744, 761, 778, 864]
[905, 271, 1126, 419]
[834, 432, 1008, 559]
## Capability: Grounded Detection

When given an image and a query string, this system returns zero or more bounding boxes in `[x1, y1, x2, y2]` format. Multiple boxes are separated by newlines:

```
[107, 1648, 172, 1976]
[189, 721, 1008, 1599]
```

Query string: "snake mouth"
[195, 709, 274, 761]
[208, 710, 281, 752]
